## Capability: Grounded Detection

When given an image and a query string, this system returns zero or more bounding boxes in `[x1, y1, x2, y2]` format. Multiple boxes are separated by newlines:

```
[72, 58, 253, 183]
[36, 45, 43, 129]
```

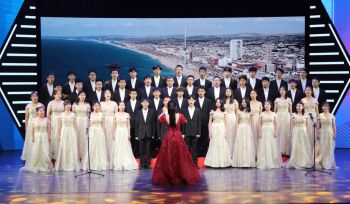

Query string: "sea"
[41, 38, 174, 84]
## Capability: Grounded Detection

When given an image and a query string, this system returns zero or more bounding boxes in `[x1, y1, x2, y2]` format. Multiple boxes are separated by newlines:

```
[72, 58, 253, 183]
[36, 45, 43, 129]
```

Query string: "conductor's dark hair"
[168, 101, 178, 127]
[239, 97, 251, 112]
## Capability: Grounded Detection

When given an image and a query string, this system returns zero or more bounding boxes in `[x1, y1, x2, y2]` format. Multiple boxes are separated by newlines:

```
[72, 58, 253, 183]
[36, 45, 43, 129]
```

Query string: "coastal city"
[91, 33, 304, 81]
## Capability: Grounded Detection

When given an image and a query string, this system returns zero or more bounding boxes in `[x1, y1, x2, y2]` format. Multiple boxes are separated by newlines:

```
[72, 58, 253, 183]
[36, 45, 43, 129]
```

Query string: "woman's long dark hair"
[224, 88, 234, 104]
[168, 101, 178, 127]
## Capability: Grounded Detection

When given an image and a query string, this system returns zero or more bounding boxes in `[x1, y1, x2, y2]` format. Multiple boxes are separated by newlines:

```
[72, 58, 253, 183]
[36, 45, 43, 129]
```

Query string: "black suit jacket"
[194, 79, 212, 91]
[113, 88, 130, 103]
[40, 84, 54, 108]
[138, 86, 155, 100]
[175, 98, 188, 112]
[206, 87, 226, 101]
[161, 87, 177, 99]
[233, 87, 252, 105]
[83, 81, 95, 99]
[173, 75, 187, 87]
[149, 98, 164, 140]
[312, 88, 327, 111]
[68, 91, 79, 104]
[151, 76, 166, 88]
[104, 79, 119, 93]
[247, 78, 262, 91]
[181, 108, 201, 137]
[126, 79, 144, 91]
[286, 89, 304, 113]
[62, 82, 75, 100]
[296, 79, 312, 92]
[136, 109, 156, 139]
[184, 86, 198, 99]
[221, 78, 237, 91]
[270, 79, 288, 94]
[89, 91, 105, 104]
[195, 97, 212, 126]
[125, 100, 141, 129]
[257, 87, 278, 110]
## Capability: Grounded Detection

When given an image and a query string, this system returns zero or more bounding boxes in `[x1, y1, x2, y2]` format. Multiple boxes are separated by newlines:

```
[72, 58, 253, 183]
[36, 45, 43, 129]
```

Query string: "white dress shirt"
[167, 86, 173, 97]
[224, 78, 231, 88]
[176, 76, 183, 86]
[154, 98, 160, 110]
[313, 87, 320, 100]
[214, 87, 220, 99]
[187, 85, 194, 96]
[47, 83, 53, 96]
[112, 79, 118, 91]
[177, 97, 183, 109]
[96, 90, 102, 102]
[145, 86, 151, 97]
[199, 97, 204, 109]
[263, 88, 269, 100]
[249, 78, 256, 89]
[276, 79, 281, 90]
[301, 78, 307, 91]
[131, 78, 137, 89]
[90, 80, 96, 91]
[291, 89, 296, 102]
[240, 87, 246, 98]
[200, 78, 206, 86]
[154, 75, 160, 87]
[142, 108, 148, 122]
[69, 81, 75, 92]
[119, 88, 125, 101]
[130, 99, 136, 112]
[188, 106, 195, 119]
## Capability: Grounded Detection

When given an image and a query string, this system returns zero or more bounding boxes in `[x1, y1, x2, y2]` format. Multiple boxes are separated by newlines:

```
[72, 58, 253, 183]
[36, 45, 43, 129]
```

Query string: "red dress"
[152, 113, 201, 185]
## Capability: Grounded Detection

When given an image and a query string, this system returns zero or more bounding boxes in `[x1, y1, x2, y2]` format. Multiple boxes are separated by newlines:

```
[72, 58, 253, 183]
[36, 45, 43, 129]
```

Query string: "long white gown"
[317, 113, 337, 170]
[21, 102, 44, 160]
[55, 112, 80, 171]
[224, 101, 238, 156]
[275, 98, 292, 155]
[286, 114, 312, 169]
[250, 101, 262, 154]
[302, 98, 318, 152]
[204, 111, 232, 167]
[101, 101, 118, 169]
[47, 100, 64, 160]
[257, 112, 282, 169]
[20, 118, 52, 172]
[112, 113, 138, 171]
[232, 111, 256, 167]
[82, 112, 108, 171]
[73, 102, 90, 160]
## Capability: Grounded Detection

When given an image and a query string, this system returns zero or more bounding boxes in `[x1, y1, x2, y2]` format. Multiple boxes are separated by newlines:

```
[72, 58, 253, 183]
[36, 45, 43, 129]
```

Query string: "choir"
[20, 65, 337, 172]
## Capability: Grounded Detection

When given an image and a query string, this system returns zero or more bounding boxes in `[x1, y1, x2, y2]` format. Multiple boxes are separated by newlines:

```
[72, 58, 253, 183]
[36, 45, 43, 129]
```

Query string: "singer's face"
[93, 104, 100, 112]
[37, 108, 45, 117]
[31, 94, 38, 102]
[78, 93, 86, 102]
[305, 87, 312, 96]
[225, 89, 232, 97]
[250, 91, 257, 99]
[104, 91, 111, 99]
[241, 99, 247, 108]
[118, 102, 125, 111]
[322, 105, 329, 112]
[296, 104, 303, 112]
[54, 92, 62, 100]
[65, 104, 71, 111]
[264, 102, 271, 110]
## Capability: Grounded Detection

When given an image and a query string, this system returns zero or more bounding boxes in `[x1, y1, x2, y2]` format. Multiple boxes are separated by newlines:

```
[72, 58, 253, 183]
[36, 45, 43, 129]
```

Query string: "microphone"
[308, 112, 313, 120]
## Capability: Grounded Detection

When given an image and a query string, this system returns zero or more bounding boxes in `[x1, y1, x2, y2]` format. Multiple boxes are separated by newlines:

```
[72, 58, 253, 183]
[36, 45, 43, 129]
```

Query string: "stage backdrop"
[0, 0, 349, 150]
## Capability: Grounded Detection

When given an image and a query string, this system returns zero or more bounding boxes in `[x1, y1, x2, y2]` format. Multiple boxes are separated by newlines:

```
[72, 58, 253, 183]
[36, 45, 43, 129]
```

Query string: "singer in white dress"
[250, 90, 262, 154]
[317, 103, 337, 170]
[257, 101, 282, 170]
[72, 91, 90, 160]
[100, 90, 118, 169]
[286, 102, 312, 169]
[21, 107, 52, 172]
[21, 91, 44, 160]
[223, 88, 238, 156]
[82, 102, 108, 171]
[204, 99, 232, 168]
[111, 102, 139, 171]
[55, 101, 80, 171]
[47, 90, 64, 160]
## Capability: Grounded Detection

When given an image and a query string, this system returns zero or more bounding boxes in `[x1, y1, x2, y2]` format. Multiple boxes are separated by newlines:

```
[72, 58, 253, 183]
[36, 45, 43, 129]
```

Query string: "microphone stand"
[305, 112, 331, 177]
[76, 111, 104, 179]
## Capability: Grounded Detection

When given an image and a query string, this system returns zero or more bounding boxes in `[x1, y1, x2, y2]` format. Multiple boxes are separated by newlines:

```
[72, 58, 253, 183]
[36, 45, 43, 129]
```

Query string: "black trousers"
[197, 126, 209, 157]
[185, 136, 198, 165]
[139, 137, 151, 167]
[130, 127, 139, 157]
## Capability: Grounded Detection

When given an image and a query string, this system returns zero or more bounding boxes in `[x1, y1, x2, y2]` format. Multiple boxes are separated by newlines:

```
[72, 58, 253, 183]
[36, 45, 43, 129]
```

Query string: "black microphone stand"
[76, 111, 105, 179]
[305, 113, 331, 177]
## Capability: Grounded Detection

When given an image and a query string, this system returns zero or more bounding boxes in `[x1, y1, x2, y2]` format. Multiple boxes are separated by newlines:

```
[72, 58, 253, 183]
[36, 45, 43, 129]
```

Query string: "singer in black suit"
[195, 86, 212, 157]
[194, 67, 212, 91]
[173, 65, 187, 87]
[40, 73, 55, 108]
[257, 77, 278, 110]
[311, 76, 327, 110]
[83, 69, 97, 99]
[151, 65, 166, 88]
[287, 79, 304, 113]
[135, 99, 156, 169]
[104, 68, 120, 93]
[221, 67, 237, 91]
[149, 88, 164, 156]
[206, 76, 226, 101]
[296, 68, 312, 92]
[113, 77, 130, 103]
[270, 68, 288, 94]
[175, 87, 188, 112]
[126, 67, 144, 90]
[233, 75, 252, 104]
[247, 67, 262, 91]
[62, 71, 76, 100]
[161, 76, 177, 99]
[125, 89, 141, 156]
[181, 96, 201, 166]
[184, 75, 198, 99]
[138, 75, 155, 100]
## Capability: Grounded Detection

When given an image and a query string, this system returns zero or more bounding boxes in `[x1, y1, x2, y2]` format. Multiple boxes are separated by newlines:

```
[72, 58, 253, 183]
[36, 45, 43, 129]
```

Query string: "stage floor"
[1, 150, 350, 203]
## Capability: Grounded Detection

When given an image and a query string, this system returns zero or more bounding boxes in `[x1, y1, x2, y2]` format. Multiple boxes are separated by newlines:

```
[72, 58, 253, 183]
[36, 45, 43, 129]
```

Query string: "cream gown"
[101, 101, 118, 168]
[20, 118, 52, 172]
[47, 100, 64, 160]
[73, 102, 90, 160]
[302, 98, 318, 151]
[224, 101, 238, 156]
[55, 112, 80, 171]
[317, 113, 337, 170]
[257, 112, 281, 169]
[286, 114, 312, 169]
[275, 98, 292, 155]
[204, 111, 232, 167]
[232, 111, 256, 167]
[82, 112, 108, 171]
[21, 102, 44, 160]
[112, 113, 138, 171]
[250, 101, 262, 153]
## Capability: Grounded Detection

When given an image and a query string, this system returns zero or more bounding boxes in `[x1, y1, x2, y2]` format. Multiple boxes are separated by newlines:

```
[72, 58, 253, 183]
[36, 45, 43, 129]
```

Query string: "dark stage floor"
[1, 150, 350, 203]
